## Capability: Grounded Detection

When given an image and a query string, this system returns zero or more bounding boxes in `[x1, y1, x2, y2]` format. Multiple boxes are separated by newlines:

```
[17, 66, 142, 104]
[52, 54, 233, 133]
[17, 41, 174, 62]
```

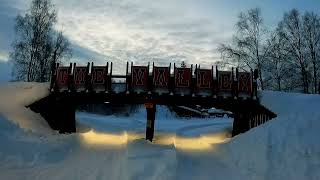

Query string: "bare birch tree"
[277, 9, 310, 93]
[303, 12, 320, 93]
[218, 8, 269, 90]
[10, 0, 71, 82]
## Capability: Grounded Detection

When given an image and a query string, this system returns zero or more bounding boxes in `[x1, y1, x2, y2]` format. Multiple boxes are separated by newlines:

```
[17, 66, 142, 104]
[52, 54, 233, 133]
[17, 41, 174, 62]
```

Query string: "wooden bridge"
[29, 62, 276, 141]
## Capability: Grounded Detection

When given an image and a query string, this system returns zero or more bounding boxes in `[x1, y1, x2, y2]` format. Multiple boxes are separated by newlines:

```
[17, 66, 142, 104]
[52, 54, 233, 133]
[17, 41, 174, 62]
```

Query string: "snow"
[215, 91, 320, 180]
[0, 82, 319, 180]
[0, 82, 53, 134]
[207, 107, 224, 114]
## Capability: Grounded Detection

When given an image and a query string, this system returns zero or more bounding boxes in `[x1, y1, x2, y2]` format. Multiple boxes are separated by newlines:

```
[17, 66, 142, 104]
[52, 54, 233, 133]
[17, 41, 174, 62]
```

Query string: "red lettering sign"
[153, 67, 169, 88]
[218, 71, 232, 91]
[56, 67, 69, 88]
[132, 66, 148, 88]
[196, 69, 212, 89]
[91, 67, 106, 85]
[238, 72, 252, 94]
[175, 68, 191, 88]
[74, 67, 87, 86]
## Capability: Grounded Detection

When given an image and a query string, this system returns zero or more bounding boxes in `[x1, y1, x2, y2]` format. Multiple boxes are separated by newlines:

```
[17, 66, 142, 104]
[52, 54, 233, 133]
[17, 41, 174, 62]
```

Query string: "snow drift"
[0, 82, 319, 180]
[216, 91, 320, 180]
[0, 82, 52, 134]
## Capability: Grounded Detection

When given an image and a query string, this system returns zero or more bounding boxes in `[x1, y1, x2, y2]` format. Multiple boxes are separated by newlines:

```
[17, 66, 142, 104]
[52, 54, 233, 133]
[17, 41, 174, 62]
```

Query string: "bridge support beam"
[232, 112, 250, 136]
[145, 103, 156, 142]
[28, 95, 76, 134]
[58, 100, 76, 133]
[232, 104, 277, 136]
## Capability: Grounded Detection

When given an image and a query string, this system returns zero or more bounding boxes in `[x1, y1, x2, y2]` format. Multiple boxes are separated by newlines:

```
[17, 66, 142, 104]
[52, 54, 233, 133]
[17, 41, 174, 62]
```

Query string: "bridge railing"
[50, 62, 258, 99]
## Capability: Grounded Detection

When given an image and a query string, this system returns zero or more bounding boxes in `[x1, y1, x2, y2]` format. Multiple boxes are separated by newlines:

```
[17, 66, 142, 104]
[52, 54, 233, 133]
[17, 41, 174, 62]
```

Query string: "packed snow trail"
[0, 82, 319, 180]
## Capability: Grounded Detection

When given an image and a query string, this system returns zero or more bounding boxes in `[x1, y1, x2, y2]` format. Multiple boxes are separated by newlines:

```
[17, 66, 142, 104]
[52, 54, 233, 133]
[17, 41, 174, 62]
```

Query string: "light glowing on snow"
[80, 130, 128, 147]
[80, 130, 229, 150]
[173, 136, 212, 150]
[173, 134, 230, 151]
[200, 134, 231, 144]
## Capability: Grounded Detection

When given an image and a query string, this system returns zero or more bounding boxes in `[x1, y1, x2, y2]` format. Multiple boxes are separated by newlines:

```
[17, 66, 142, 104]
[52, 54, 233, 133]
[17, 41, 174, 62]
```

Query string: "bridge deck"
[28, 62, 276, 141]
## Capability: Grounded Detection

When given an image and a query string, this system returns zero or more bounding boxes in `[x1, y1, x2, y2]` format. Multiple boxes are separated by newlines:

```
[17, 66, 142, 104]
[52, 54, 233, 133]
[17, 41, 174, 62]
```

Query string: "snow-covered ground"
[0, 82, 319, 180]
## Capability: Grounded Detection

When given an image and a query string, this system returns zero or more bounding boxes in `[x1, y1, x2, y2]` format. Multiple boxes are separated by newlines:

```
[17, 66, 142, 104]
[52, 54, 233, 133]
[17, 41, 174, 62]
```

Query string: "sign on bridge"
[74, 66, 88, 91]
[132, 66, 148, 93]
[91, 66, 107, 92]
[238, 72, 252, 95]
[218, 71, 233, 95]
[55, 66, 69, 91]
[196, 69, 212, 96]
[51, 62, 256, 99]
[153, 66, 170, 94]
[175, 67, 191, 95]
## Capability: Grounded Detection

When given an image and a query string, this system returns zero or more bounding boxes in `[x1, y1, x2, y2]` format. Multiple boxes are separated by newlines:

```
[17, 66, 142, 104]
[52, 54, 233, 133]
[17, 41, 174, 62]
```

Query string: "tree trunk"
[312, 53, 317, 94]
[301, 66, 309, 93]
[277, 77, 281, 91]
[258, 65, 264, 90]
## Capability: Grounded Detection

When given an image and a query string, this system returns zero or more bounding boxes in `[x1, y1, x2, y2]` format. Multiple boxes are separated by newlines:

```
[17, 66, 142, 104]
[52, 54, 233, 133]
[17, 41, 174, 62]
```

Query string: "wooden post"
[253, 69, 258, 98]
[168, 63, 173, 94]
[235, 68, 239, 98]
[147, 62, 152, 93]
[49, 63, 57, 91]
[232, 67, 235, 98]
[86, 62, 91, 91]
[232, 111, 251, 136]
[105, 62, 109, 92]
[145, 103, 156, 142]
[109, 62, 113, 92]
[126, 62, 129, 92]
[56, 96, 76, 133]
[190, 64, 194, 95]
[215, 66, 219, 95]
[232, 112, 241, 136]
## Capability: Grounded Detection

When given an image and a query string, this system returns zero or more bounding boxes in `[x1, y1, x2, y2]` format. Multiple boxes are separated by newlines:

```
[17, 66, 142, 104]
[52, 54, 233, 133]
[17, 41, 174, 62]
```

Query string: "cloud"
[0, 52, 9, 62]
[0, 0, 236, 73]
[52, 0, 229, 69]
[2, 0, 320, 75]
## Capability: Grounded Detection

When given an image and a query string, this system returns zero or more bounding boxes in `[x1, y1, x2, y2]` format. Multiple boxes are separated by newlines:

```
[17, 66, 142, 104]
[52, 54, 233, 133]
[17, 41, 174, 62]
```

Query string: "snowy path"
[0, 107, 237, 180]
[0, 124, 239, 180]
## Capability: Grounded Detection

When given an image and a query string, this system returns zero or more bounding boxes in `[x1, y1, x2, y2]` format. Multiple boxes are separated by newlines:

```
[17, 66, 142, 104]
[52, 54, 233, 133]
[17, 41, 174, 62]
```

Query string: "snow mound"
[1, 82, 319, 180]
[217, 91, 320, 180]
[0, 82, 52, 134]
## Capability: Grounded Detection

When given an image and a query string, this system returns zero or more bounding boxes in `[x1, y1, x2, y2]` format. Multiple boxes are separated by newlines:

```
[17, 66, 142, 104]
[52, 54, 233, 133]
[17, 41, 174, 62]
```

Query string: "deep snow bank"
[1, 82, 319, 180]
[217, 91, 320, 180]
[0, 82, 52, 134]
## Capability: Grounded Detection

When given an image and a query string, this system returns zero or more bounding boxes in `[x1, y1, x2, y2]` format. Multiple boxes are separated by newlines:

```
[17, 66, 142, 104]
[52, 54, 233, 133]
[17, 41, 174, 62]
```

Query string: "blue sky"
[0, 0, 320, 79]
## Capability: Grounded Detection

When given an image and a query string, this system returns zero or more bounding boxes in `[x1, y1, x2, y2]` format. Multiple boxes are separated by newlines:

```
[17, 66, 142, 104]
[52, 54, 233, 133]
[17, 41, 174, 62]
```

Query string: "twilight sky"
[0, 0, 320, 77]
